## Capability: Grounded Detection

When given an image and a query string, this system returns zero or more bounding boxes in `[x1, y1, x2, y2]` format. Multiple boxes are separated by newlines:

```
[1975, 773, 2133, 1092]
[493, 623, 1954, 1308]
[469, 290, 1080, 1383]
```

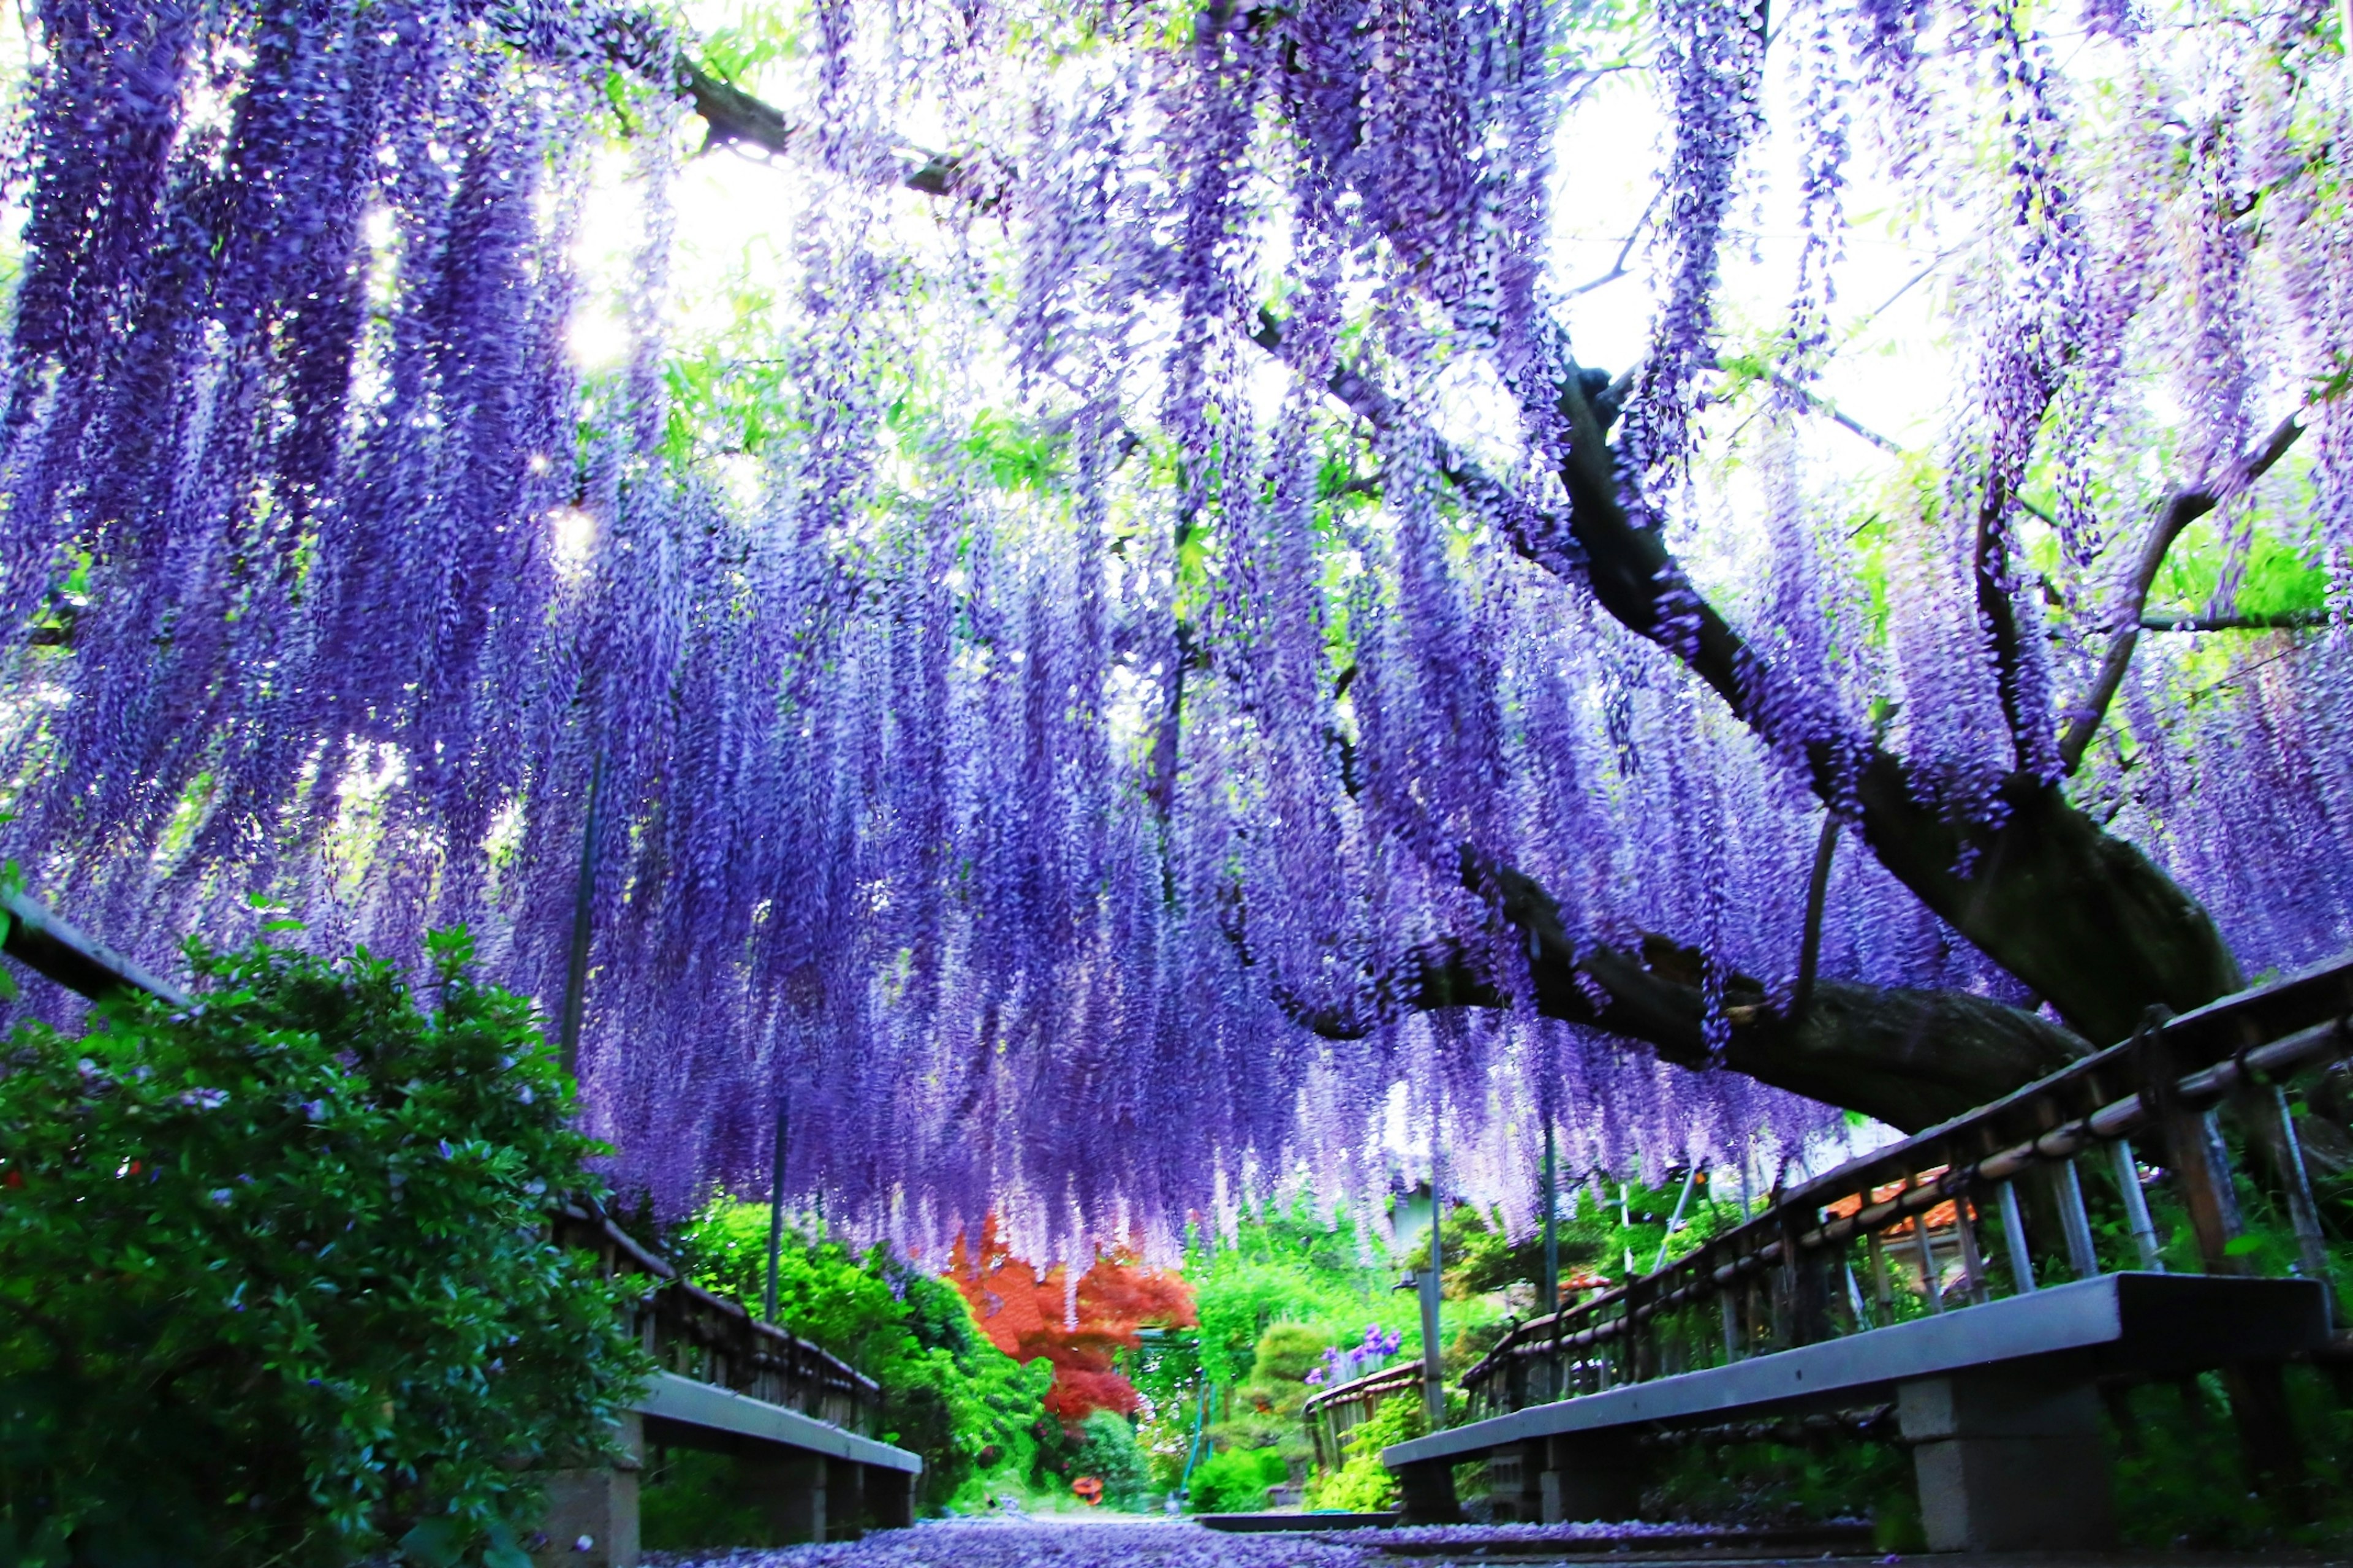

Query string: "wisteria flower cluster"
[0, 0, 2343, 1274]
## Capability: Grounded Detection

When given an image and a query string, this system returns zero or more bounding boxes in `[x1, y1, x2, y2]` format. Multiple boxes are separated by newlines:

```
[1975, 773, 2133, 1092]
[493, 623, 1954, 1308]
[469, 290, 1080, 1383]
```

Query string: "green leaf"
[2224, 1234, 2267, 1257]
[398, 1516, 464, 1567]
[260, 918, 308, 933]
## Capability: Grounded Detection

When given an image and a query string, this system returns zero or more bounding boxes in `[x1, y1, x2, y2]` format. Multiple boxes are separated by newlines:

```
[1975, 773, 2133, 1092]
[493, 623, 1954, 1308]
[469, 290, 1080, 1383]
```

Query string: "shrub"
[1071, 1409, 1150, 1510]
[1186, 1445, 1287, 1514]
[1308, 1391, 1436, 1513]
[673, 1199, 1051, 1512]
[0, 930, 650, 1568]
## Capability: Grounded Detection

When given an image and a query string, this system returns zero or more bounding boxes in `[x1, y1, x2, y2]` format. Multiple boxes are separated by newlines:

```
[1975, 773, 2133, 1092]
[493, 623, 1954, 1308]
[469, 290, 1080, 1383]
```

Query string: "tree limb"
[1334, 857, 2094, 1133]
[2058, 412, 2305, 774]
[2140, 606, 2325, 632]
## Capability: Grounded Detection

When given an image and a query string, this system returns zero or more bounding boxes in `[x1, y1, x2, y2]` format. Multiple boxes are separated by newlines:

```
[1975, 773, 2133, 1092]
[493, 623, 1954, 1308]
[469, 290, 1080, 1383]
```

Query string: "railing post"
[2109, 1138, 2164, 1270]
[1911, 1181, 1944, 1312]
[2052, 1159, 2101, 1279]
[1996, 1181, 2037, 1295]
[1953, 1194, 1991, 1305]
[2133, 1008, 2241, 1273]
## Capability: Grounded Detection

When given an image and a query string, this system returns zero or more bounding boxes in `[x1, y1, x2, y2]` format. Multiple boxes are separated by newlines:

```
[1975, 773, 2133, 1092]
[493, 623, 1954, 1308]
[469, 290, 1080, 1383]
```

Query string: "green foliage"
[639, 1450, 780, 1551]
[1646, 1433, 1911, 1540]
[673, 1199, 1051, 1512]
[0, 930, 648, 1568]
[1250, 1322, 1326, 1384]
[2107, 1366, 2353, 1549]
[1071, 1410, 1150, 1510]
[1185, 1445, 1287, 1514]
[1306, 1390, 1427, 1513]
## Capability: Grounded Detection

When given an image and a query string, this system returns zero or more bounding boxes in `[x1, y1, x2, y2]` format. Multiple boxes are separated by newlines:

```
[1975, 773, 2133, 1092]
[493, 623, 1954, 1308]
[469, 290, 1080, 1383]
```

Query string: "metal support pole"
[2265, 1085, 2335, 1329]
[1542, 1111, 1561, 1399]
[1997, 1180, 2037, 1294]
[1652, 1162, 1702, 1273]
[1421, 1166, 1447, 1432]
[557, 752, 607, 1081]
[2054, 1159, 2100, 1279]
[765, 1089, 791, 1324]
[2111, 1137, 2164, 1270]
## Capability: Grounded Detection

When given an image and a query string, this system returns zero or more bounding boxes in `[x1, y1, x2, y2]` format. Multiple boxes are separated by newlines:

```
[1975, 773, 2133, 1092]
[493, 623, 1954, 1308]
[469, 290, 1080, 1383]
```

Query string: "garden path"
[642, 1520, 2352, 1568]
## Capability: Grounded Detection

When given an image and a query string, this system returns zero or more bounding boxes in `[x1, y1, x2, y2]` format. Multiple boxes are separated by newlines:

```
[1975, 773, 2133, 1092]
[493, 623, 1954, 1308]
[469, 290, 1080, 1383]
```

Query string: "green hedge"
[0, 930, 650, 1568]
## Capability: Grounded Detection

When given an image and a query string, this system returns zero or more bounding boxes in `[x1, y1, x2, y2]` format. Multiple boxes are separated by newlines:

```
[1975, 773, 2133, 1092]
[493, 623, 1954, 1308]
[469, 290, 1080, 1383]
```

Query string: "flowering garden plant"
[0, 928, 648, 1568]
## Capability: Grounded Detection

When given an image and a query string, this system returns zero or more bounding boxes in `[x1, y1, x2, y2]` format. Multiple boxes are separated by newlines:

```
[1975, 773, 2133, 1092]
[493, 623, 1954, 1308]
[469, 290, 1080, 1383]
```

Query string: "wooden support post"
[1719, 1289, 1740, 1362]
[1542, 1111, 1560, 1391]
[1779, 1213, 1830, 1347]
[2053, 1159, 2100, 1279]
[558, 752, 606, 1083]
[764, 1090, 790, 1324]
[1996, 1181, 2037, 1295]
[2110, 1138, 2164, 1271]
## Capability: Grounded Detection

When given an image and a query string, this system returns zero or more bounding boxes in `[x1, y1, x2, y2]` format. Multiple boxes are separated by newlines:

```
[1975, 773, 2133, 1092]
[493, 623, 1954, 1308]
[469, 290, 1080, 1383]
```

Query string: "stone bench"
[538, 1371, 922, 1566]
[1384, 1272, 2326, 1552]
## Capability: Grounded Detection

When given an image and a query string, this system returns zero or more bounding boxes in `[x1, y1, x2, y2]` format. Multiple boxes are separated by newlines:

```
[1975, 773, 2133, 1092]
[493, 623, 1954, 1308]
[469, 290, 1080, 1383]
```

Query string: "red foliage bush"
[947, 1216, 1195, 1422]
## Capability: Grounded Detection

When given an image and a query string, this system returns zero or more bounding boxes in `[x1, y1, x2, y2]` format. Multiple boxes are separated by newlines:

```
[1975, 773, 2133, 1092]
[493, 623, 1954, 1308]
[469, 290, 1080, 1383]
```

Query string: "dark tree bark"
[1333, 860, 2095, 1134]
[1540, 369, 2246, 1048]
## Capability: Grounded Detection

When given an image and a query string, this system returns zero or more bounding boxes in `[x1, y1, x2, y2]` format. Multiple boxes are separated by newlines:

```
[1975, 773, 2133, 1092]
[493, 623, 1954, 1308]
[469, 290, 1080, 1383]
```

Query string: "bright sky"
[569, 3, 1966, 520]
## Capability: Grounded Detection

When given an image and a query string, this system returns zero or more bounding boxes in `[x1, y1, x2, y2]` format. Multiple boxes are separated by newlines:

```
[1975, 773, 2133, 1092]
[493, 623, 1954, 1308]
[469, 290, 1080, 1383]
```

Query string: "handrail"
[1302, 1358, 1422, 1418]
[1463, 952, 2353, 1401]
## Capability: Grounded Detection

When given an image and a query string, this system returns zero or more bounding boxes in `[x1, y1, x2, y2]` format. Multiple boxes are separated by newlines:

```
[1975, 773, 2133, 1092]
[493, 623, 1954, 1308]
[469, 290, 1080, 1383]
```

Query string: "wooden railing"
[1302, 1359, 1421, 1471]
[1461, 953, 2353, 1422]
[555, 1205, 882, 1436]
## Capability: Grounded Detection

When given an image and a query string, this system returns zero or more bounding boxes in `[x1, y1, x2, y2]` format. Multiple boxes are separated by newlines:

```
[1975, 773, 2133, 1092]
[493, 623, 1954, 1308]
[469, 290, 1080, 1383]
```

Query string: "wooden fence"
[556, 1205, 882, 1436]
[1459, 952, 2353, 1422]
[1302, 1359, 1422, 1471]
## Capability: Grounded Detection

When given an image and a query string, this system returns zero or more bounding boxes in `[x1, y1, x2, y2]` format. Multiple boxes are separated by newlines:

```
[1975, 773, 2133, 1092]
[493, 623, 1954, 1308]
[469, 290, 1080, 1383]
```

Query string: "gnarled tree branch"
[1311, 857, 2093, 1133]
[2058, 412, 2305, 774]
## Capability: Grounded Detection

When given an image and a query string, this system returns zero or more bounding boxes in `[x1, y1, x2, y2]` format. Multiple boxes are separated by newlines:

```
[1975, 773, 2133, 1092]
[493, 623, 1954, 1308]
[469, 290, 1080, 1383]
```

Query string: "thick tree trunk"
[1367, 862, 2096, 1133]
[1543, 369, 2245, 1047]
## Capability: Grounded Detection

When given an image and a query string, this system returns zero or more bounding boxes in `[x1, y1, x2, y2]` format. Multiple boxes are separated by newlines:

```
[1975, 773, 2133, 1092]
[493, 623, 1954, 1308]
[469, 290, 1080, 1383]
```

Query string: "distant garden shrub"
[1072, 1409, 1151, 1510]
[1186, 1445, 1287, 1515]
[675, 1199, 1053, 1512]
[0, 930, 648, 1568]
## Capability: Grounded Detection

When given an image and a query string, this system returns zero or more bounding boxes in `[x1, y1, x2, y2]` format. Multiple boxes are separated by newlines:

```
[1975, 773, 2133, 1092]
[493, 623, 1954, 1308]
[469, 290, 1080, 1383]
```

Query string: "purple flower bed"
[646, 1518, 1382, 1568]
[1316, 1518, 1871, 1548]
